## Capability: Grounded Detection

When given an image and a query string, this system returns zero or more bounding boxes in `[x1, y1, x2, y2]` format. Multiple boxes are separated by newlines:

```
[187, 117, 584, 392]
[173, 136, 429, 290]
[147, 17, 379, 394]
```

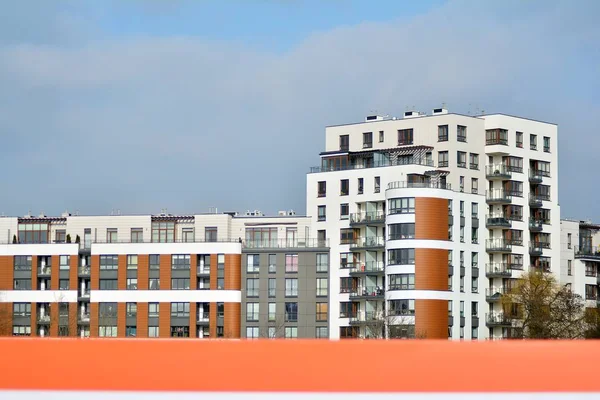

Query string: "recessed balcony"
[486, 239, 512, 253]
[349, 211, 385, 226]
[486, 190, 512, 204]
[486, 214, 511, 228]
[486, 165, 511, 180]
[485, 263, 512, 278]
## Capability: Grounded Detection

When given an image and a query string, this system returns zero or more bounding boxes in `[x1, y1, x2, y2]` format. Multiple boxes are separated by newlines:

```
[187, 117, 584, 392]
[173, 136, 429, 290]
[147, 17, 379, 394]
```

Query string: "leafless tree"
[259, 316, 287, 338]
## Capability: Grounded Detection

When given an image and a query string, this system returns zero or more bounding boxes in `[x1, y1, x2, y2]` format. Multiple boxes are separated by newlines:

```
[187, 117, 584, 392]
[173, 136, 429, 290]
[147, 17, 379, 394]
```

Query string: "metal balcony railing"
[309, 157, 434, 174]
[486, 214, 511, 228]
[485, 313, 513, 326]
[348, 262, 385, 274]
[486, 190, 512, 204]
[575, 246, 600, 260]
[486, 287, 510, 301]
[486, 165, 511, 179]
[37, 267, 51, 276]
[349, 286, 385, 298]
[486, 239, 512, 252]
[350, 237, 385, 249]
[485, 263, 512, 278]
[387, 181, 451, 190]
[349, 211, 385, 225]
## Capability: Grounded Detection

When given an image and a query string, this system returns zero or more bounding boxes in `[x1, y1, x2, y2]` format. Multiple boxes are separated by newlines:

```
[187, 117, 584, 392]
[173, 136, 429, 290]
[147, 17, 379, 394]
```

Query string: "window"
[246, 303, 259, 321]
[504, 180, 523, 197]
[268, 254, 276, 273]
[374, 176, 381, 193]
[217, 278, 224, 289]
[12, 326, 31, 336]
[267, 327, 276, 338]
[567, 233, 572, 249]
[285, 302, 298, 322]
[316, 253, 329, 273]
[148, 326, 159, 337]
[388, 197, 415, 214]
[471, 228, 478, 244]
[340, 203, 349, 219]
[316, 327, 328, 338]
[363, 132, 373, 148]
[55, 229, 66, 243]
[58, 255, 70, 270]
[586, 285, 597, 300]
[471, 278, 478, 293]
[171, 302, 190, 317]
[389, 274, 415, 290]
[268, 303, 276, 321]
[389, 299, 415, 316]
[340, 228, 354, 245]
[357, 178, 364, 194]
[99, 326, 118, 337]
[284, 327, 298, 339]
[472, 252, 478, 267]
[149, 255, 160, 270]
[182, 228, 195, 243]
[318, 181, 326, 197]
[244, 278, 258, 297]
[246, 227, 278, 247]
[316, 303, 328, 321]
[205, 227, 217, 242]
[586, 263, 596, 277]
[17, 223, 49, 244]
[471, 203, 478, 217]
[340, 179, 349, 195]
[59, 279, 69, 290]
[149, 278, 160, 290]
[389, 223, 415, 240]
[99, 302, 117, 317]
[448, 276, 453, 290]
[398, 129, 414, 145]
[218, 254, 225, 269]
[172, 254, 190, 269]
[13, 256, 32, 271]
[131, 228, 143, 243]
[530, 134, 537, 150]
[457, 125, 467, 142]
[149, 303, 159, 318]
[469, 153, 479, 169]
[459, 176, 464, 192]
[152, 222, 175, 243]
[317, 205, 326, 221]
[217, 327, 224, 338]
[339, 134, 349, 151]
[268, 278, 276, 297]
[379, 131, 384, 142]
[516, 132, 523, 148]
[486, 129, 508, 145]
[388, 248, 415, 265]
[99, 279, 118, 290]
[100, 255, 118, 270]
[125, 326, 136, 337]
[171, 278, 189, 290]
[506, 205, 524, 221]
[246, 254, 260, 273]
[285, 254, 298, 273]
[285, 278, 298, 297]
[567, 260, 572, 276]
[459, 276, 465, 292]
[438, 125, 448, 141]
[471, 178, 478, 194]
[171, 326, 189, 338]
[457, 151, 467, 168]
[316, 278, 328, 297]
[438, 151, 449, 167]
[126, 255, 138, 270]
[246, 327, 259, 339]
[13, 303, 31, 317]
[126, 303, 137, 317]
[106, 228, 118, 243]
[543, 136, 550, 152]
[472, 327, 478, 340]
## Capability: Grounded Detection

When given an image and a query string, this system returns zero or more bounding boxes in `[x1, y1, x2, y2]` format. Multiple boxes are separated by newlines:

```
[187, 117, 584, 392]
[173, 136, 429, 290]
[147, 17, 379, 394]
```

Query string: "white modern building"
[306, 108, 559, 340]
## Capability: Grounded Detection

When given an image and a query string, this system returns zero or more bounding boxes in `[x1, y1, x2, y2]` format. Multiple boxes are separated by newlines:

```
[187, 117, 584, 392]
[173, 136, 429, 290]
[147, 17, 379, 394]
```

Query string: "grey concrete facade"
[241, 247, 330, 338]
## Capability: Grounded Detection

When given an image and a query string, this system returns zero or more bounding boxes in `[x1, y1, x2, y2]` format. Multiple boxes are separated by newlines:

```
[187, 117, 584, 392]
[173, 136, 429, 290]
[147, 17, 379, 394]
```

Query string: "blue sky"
[0, 0, 598, 219]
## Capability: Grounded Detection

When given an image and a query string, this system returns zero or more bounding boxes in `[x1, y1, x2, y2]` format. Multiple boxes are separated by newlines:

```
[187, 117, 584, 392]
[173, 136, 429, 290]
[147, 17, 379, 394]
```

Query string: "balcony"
[38, 315, 51, 325]
[528, 194, 544, 208]
[78, 313, 90, 324]
[78, 290, 91, 301]
[78, 266, 91, 277]
[575, 246, 600, 261]
[486, 214, 511, 228]
[349, 211, 385, 226]
[529, 218, 543, 231]
[529, 242, 549, 256]
[197, 312, 210, 325]
[349, 286, 385, 300]
[349, 311, 381, 325]
[349, 262, 385, 276]
[37, 267, 51, 277]
[529, 171, 544, 184]
[243, 238, 329, 249]
[485, 263, 512, 278]
[530, 264, 551, 273]
[310, 152, 434, 174]
[486, 165, 511, 180]
[350, 237, 385, 251]
[485, 313, 514, 327]
[387, 181, 451, 191]
[486, 287, 510, 302]
[196, 266, 211, 276]
[486, 239, 512, 253]
[486, 190, 512, 204]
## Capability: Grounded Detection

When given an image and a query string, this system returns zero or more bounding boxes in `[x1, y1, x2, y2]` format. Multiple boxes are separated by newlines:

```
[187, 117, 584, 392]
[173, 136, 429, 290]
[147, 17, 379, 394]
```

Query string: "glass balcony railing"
[349, 211, 385, 225]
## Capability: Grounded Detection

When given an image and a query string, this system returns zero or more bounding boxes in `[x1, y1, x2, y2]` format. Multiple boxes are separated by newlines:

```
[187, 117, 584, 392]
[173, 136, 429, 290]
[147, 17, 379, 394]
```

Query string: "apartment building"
[0, 211, 330, 339]
[306, 108, 559, 340]
[561, 219, 600, 306]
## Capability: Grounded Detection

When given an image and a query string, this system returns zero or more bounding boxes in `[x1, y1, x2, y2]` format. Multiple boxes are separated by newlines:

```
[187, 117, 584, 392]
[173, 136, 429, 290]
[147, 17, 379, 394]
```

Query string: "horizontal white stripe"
[385, 187, 456, 200]
[92, 242, 241, 255]
[90, 290, 242, 303]
[385, 213, 415, 224]
[386, 239, 454, 250]
[385, 265, 415, 274]
[1, 392, 598, 399]
[386, 290, 453, 301]
[0, 290, 77, 302]
[0, 244, 79, 256]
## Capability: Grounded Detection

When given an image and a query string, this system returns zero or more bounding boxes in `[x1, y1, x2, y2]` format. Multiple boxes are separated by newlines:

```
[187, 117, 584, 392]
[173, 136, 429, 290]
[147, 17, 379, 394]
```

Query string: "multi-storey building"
[561, 219, 600, 306]
[306, 108, 559, 340]
[0, 211, 330, 339]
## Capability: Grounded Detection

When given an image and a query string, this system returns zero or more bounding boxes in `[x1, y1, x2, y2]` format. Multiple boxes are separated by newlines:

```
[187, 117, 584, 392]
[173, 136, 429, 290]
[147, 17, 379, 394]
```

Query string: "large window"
[99, 303, 117, 318]
[316, 253, 329, 273]
[127, 255, 138, 270]
[340, 179, 349, 196]
[388, 197, 415, 214]
[504, 180, 523, 197]
[106, 229, 117, 243]
[398, 129, 414, 145]
[457, 151, 467, 168]
[438, 125, 448, 141]
[268, 278, 276, 297]
[486, 129, 508, 145]
[516, 132, 523, 148]
[285, 302, 298, 322]
[171, 326, 190, 337]
[149, 303, 159, 318]
[99, 327, 118, 337]
[171, 278, 190, 290]
[285, 278, 298, 297]
[247, 254, 260, 273]
[543, 136, 550, 152]
[171, 254, 190, 269]
[246, 327, 259, 339]
[285, 254, 298, 273]
[316, 327, 328, 338]
[205, 227, 218, 242]
[14, 256, 32, 271]
[388, 274, 415, 290]
[339, 134, 349, 151]
[149, 255, 160, 270]
[246, 303, 259, 322]
[388, 249, 415, 265]
[149, 278, 160, 290]
[316, 303, 328, 322]
[149, 326, 159, 338]
[389, 299, 415, 316]
[388, 223, 415, 240]
[469, 153, 479, 169]
[59, 255, 70, 270]
[13, 326, 31, 336]
[100, 255, 118, 270]
[13, 303, 31, 317]
[316, 278, 328, 297]
[247, 278, 259, 297]
[362, 132, 373, 149]
[438, 151, 449, 167]
[504, 156, 523, 173]
[182, 228, 194, 243]
[245, 227, 278, 247]
[131, 228, 143, 243]
[152, 221, 175, 243]
[268, 303, 276, 321]
[284, 327, 298, 339]
[457, 125, 467, 142]
[171, 302, 190, 317]
[318, 181, 326, 197]
[317, 205, 326, 221]
[99, 279, 118, 290]
[126, 303, 137, 317]
[18, 223, 49, 244]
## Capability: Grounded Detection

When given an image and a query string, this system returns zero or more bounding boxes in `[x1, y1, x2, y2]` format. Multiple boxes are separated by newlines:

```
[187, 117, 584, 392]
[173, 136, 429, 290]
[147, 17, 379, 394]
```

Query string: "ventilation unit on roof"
[432, 107, 448, 115]
[404, 111, 425, 119]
